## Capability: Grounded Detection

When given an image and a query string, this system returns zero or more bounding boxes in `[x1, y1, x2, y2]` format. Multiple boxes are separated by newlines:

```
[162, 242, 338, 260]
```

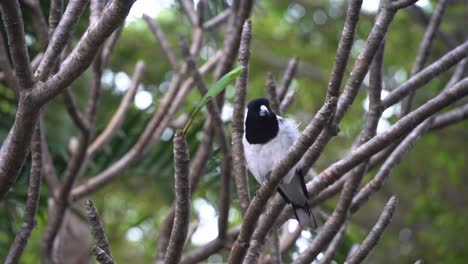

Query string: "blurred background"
[1, 0, 467, 263]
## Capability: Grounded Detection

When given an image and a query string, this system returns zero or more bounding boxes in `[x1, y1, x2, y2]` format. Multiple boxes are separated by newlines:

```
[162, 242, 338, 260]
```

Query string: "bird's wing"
[277, 116, 302, 184]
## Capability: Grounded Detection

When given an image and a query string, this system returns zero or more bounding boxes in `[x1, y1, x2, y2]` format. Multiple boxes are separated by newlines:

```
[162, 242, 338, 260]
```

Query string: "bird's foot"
[265, 171, 272, 182]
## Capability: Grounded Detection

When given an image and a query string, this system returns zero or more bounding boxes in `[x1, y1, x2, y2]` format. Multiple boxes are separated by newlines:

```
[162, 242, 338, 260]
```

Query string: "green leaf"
[183, 65, 244, 134]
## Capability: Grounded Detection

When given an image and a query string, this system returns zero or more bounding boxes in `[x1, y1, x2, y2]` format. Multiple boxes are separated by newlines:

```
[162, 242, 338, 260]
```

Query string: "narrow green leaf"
[183, 65, 244, 134]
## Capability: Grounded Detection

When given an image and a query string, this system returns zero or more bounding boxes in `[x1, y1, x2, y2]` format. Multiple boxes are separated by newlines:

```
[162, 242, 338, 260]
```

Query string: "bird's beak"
[259, 105, 270, 117]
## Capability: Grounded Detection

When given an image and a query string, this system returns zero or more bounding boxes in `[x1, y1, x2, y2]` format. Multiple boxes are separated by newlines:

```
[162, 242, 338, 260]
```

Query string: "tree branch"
[277, 57, 298, 102]
[346, 196, 398, 264]
[35, 0, 89, 81]
[143, 14, 180, 71]
[85, 200, 113, 258]
[401, 0, 450, 117]
[318, 224, 347, 264]
[70, 52, 220, 201]
[0, 0, 35, 89]
[306, 77, 468, 201]
[266, 72, 280, 114]
[164, 130, 191, 264]
[232, 19, 252, 216]
[5, 125, 42, 264]
[34, 0, 136, 104]
[383, 40, 468, 109]
[92, 246, 115, 264]
[88, 61, 145, 157]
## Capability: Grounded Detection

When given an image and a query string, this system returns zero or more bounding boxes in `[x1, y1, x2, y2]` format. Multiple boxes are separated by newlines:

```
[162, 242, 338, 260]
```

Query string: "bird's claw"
[265, 171, 272, 181]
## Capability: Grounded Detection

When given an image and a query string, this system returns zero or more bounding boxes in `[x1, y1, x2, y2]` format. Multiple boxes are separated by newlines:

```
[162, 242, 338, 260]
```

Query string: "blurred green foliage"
[1, 0, 468, 263]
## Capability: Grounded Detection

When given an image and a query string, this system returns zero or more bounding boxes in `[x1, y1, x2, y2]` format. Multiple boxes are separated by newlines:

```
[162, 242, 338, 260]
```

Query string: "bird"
[243, 98, 316, 229]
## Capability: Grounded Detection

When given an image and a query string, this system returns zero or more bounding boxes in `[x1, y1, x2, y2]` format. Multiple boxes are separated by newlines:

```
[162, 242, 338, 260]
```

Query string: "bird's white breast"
[243, 116, 301, 184]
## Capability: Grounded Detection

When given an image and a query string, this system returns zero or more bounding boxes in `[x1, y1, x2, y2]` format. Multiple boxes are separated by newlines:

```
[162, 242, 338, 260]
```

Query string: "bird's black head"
[245, 98, 279, 144]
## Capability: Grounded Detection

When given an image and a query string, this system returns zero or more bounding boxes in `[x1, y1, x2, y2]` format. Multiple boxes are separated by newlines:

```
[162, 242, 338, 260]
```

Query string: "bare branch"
[232, 19, 252, 216]
[88, 61, 145, 156]
[300, 0, 364, 173]
[41, 132, 90, 263]
[401, 0, 450, 116]
[48, 0, 64, 37]
[431, 103, 468, 130]
[351, 119, 433, 213]
[20, 0, 49, 50]
[318, 224, 347, 264]
[100, 26, 123, 70]
[155, 104, 214, 264]
[0, 0, 34, 89]
[180, 36, 232, 239]
[279, 223, 301, 254]
[62, 87, 90, 132]
[92, 246, 115, 264]
[266, 72, 280, 114]
[203, 9, 230, 31]
[164, 130, 191, 264]
[143, 14, 180, 71]
[180, 0, 198, 27]
[85, 200, 112, 257]
[347, 196, 398, 264]
[34, 0, 136, 104]
[179, 228, 240, 264]
[389, 0, 419, 10]
[383, 41, 468, 109]
[0, 30, 19, 92]
[213, 0, 254, 82]
[35, 0, 89, 81]
[325, 0, 363, 101]
[307, 78, 468, 202]
[277, 57, 298, 102]
[5, 125, 42, 264]
[70, 52, 220, 201]
[279, 91, 296, 114]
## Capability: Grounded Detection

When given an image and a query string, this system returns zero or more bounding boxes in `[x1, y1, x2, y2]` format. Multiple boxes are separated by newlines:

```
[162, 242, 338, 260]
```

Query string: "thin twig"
[34, 0, 136, 104]
[401, 0, 450, 117]
[232, 19, 252, 216]
[318, 224, 347, 264]
[5, 125, 43, 264]
[180, 36, 232, 240]
[346, 196, 398, 264]
[301, 0, 364, 173]
[143, 14, 179, 71]
[203, 9, 231, 31]
[70, 52, 220, 201]
[164, 130, 191, 264]
[266, 72, 280, 114]
[85, 200, 112, 257]
[92, 246, 115, 264]
[88, 61, 145, 156]
[62, 87, 90, 132]
[0, 0, 35, 89]
[277, 57, 298, 102]
[21, 0, 49, 50]
[180, 0, 198, 27]
[279, 91, 296, 114]
[48, 0, 64, 37]
[35, 0, 89, 81]
[306, 78, 468, 202]
[383, 40, 468, 109]
[431, 103, 468, 130]
[351, 120, 433, 213]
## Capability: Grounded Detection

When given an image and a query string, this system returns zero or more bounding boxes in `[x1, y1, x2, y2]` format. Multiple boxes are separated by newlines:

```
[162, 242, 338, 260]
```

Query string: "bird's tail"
[292, 204, 317, 229]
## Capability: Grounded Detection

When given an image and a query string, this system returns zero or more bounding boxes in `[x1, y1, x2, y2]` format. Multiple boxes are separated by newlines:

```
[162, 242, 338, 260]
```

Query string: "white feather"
[243, 115, 302, 185]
